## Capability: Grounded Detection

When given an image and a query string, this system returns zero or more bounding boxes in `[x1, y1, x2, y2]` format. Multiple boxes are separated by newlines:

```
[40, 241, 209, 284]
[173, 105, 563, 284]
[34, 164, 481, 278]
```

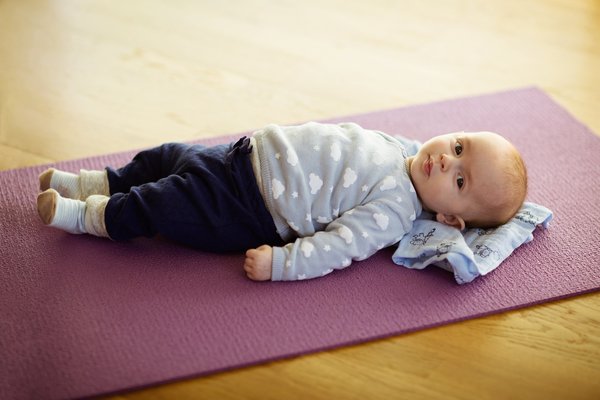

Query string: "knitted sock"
[84, 195, 110, 238]
[37, 189, 86, 234]
[80, 169, 110, 199]
[40, 168, 82, 199]
[39, 168, 110, 200]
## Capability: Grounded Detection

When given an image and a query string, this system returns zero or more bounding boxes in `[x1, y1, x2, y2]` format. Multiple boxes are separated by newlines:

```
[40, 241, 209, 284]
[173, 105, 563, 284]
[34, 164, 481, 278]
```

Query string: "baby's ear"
[435, 213, 466, 231]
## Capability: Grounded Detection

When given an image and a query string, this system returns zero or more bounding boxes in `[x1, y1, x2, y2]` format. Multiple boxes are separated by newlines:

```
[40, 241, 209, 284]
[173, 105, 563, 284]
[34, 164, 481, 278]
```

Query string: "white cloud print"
[343, 168, 357, 188]
[286, 148, 298, 166]
[317, 216, 332, 224]
[330, 142, 341, 161]
[338, 225, 354, 244]
[373, 213, 389, 230]
[309, 173, 323, 194]
[372, 151, 384, 165]
[380, 176, 397, 191]
[272, 178, 285, 199]
[301, 241, 314, 258]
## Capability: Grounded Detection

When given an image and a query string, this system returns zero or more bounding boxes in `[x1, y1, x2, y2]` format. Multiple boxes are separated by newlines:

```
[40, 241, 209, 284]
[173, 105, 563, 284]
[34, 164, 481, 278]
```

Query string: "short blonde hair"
[468, 147, 528, 228]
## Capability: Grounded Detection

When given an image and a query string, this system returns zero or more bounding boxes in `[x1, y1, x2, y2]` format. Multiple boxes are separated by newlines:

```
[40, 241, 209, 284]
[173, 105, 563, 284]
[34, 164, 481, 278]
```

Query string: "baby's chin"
[417, 195, 434, 214]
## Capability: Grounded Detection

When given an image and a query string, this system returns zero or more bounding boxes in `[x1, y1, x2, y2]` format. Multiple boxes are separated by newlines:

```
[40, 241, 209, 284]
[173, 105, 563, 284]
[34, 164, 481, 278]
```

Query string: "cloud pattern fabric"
[251, 122, 422, 281]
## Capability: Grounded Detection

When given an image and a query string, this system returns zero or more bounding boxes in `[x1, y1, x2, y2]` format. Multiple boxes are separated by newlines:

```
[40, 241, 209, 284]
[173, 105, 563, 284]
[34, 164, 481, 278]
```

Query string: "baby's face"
[407, 131, 514, 227]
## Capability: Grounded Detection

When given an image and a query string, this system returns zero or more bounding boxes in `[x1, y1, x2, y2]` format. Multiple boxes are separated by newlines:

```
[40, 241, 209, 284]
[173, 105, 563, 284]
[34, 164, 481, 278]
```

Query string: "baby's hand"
[244, 245, 273, 281]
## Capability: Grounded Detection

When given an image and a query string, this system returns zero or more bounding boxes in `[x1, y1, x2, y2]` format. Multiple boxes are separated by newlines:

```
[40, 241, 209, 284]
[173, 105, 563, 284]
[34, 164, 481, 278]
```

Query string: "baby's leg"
[39, 168, 109, 200]
[37, 189, 109, 237]
[107, 143, 200, 194]
[103, 174, 223, 248]
[104, 143, 282, 251]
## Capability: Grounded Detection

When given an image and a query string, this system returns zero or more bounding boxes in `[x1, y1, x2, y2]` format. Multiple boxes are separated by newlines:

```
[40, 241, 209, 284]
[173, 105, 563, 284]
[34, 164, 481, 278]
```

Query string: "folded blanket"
[392, 202, 553, 284]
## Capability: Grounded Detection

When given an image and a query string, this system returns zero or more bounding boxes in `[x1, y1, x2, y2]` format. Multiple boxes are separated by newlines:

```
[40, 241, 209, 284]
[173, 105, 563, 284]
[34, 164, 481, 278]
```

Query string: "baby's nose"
[440, 154, 448, 171]
[440, 154, 454, 172]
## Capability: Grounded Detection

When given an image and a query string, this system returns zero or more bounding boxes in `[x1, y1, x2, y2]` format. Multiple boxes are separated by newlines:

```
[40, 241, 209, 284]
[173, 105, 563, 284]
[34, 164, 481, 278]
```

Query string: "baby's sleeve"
[270, 200, 417, 281]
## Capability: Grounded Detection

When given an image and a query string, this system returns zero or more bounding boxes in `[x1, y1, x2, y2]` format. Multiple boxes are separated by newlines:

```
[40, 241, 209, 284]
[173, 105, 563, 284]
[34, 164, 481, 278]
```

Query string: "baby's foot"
[37, 188, 58, 225]
[38, 168, 54, 192]
[39, 168, 82, 199]
[38, 168, 109, 200]
[37, 189, 86, 234]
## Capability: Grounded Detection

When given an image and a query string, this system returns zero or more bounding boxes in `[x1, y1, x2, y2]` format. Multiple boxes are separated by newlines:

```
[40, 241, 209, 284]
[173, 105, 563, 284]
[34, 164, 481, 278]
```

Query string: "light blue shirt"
[251, 122, 422, 281]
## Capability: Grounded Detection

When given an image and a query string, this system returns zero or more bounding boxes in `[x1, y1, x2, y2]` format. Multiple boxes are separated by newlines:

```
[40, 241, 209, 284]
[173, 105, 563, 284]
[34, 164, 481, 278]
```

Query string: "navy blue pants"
[104, 138, 284, 252]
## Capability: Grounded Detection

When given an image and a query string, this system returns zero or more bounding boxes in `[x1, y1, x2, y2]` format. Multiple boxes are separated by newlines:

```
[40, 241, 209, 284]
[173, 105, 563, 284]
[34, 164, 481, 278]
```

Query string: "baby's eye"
[455, 141, 463, 156]
[457, 175, 464, 189]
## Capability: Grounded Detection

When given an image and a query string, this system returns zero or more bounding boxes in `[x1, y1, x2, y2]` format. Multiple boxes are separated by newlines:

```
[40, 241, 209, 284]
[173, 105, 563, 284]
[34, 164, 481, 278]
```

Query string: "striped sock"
[47, 192, 87, 234]
[50, 170, 82, 199]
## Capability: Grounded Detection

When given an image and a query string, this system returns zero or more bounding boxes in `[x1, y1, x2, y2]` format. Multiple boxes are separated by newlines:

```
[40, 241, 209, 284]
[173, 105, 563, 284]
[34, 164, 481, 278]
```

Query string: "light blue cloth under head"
[392, 203, 553, 284]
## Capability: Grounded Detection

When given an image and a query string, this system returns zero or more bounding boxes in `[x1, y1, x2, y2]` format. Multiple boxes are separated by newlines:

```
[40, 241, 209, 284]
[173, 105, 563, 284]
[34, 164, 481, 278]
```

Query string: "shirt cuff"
[270, 246, 286, 281]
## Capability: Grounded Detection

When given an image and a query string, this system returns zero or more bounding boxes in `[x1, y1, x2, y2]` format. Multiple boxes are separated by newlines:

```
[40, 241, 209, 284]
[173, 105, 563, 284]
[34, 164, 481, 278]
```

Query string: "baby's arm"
[243, 200, 416, 282]
[271, 200, 415, 281]
[244, 245, 273, 281]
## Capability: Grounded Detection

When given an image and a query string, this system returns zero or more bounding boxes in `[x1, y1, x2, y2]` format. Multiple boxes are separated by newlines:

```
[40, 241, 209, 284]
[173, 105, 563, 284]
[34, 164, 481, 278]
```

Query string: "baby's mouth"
[424, 157, 432, 177]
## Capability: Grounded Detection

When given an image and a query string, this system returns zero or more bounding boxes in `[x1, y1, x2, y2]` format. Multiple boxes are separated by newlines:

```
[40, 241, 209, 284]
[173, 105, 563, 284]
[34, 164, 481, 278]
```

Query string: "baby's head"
[406, 131, 527, 230]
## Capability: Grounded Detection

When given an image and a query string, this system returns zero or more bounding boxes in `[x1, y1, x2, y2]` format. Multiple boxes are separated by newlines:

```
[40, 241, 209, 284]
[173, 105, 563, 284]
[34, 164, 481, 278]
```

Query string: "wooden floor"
[2, 0, 599, 398]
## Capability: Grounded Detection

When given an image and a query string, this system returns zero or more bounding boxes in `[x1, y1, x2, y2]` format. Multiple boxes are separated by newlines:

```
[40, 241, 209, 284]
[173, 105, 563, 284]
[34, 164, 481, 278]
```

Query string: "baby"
[36, 122, 527, 281]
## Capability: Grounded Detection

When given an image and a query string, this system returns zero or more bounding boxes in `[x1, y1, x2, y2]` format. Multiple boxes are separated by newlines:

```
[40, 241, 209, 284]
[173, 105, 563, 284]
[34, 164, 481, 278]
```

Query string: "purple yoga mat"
[1, 87, 599, 399]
